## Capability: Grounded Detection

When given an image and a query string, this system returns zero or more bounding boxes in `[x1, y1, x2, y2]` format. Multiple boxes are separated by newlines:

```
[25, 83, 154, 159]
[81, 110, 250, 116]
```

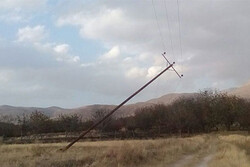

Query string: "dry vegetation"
[1, 133, 250, 167]
[208, 134, 250, 167]
[0, 135, 208, 167]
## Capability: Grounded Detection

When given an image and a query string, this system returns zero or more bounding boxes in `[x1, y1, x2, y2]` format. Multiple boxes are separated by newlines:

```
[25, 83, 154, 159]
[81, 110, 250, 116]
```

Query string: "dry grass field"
[0, 133, 250, 167]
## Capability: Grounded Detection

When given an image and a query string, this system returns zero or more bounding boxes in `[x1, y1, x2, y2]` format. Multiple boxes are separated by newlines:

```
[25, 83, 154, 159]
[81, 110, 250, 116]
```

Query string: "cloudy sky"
[0, 0, 249, 108]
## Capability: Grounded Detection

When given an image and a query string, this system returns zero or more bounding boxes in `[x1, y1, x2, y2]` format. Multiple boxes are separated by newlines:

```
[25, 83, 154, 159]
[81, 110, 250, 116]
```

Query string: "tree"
[234, 99, 250, 130]
[29, 111, 51, 134]
[17, 113, 30, 137]
[92, 109, 114, 132]
[57, 114, 82, 133]
[134, 106, 156, 131]
[0, 122, 19, 137]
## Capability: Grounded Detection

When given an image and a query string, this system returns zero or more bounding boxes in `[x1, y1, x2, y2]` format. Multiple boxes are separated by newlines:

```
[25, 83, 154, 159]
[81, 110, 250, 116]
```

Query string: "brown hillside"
[228, 81, 250, 99]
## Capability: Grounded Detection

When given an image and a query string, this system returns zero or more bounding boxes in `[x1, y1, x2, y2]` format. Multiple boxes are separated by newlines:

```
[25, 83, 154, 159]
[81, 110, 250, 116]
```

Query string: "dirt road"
[169, 137, 217, 167]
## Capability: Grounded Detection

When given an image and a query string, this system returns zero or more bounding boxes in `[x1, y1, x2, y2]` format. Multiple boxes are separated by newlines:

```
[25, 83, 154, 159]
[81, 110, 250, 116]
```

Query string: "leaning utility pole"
[60, 52, 182, 152]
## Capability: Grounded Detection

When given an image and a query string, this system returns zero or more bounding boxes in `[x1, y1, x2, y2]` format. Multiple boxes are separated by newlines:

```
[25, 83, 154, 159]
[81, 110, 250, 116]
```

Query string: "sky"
[0, 0, 249, 108]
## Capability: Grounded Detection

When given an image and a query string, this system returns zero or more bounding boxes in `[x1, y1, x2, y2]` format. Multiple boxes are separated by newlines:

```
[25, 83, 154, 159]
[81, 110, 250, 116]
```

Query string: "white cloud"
[55, 55, 80, 63]
[53, 44, 70, 54]
[0, 0, 47, 23]
[15, 26, 80, 64]
[101, 45, 120, 59]
[79, 8, 126, 39]
[56, 7, 153, 50]
[123, 57, 133, 63]
[0, 0, 47, 10]
[146, 66, 163, 78]
[0, 13, 25, 23]
[125, 67, 146, 79]
[53, 44, 80, 63]
[17, 25, 47, 43]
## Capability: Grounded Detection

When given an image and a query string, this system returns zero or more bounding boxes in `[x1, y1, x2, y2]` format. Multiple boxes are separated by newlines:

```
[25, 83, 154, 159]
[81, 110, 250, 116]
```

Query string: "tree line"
[1, 90, 250, 138]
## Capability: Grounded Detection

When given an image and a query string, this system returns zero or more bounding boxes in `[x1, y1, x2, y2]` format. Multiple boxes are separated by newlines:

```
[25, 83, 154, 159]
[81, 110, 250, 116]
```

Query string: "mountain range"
[0, 81, 250, 120]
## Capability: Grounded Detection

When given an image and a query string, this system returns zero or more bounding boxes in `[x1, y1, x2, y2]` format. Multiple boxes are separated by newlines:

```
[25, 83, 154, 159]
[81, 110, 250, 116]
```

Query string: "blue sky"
[0, 0, 249, 108]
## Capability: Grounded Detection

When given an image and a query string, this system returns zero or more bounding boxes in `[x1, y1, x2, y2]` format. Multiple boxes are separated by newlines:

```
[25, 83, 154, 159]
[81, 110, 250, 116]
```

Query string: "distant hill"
[228, 81, 250, 99]
[0, 93, 194, 120]
[0, 81, 250, 120]
[0, 105, 68, 117]
[146, 93, 196, 105]
[60, 93, 196, 119]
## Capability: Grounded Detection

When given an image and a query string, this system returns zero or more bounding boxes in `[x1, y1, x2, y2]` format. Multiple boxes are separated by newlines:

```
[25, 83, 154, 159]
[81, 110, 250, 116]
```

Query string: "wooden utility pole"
[60, 54, 182, 152]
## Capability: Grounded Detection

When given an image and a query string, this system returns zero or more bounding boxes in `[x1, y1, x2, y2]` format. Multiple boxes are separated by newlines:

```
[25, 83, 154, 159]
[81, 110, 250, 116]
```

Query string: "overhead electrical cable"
[176, 0, 183, 72]
[152, 0, 183, 95]
[152, 0, 166, 50]
[164, 0, 175, 61]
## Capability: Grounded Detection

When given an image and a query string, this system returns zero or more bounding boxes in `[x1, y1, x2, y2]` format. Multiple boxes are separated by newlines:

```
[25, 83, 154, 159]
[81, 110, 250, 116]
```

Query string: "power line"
[164, 0, 175, 61]
[176, 0, 183, 72]
[152, 0, 166, 50]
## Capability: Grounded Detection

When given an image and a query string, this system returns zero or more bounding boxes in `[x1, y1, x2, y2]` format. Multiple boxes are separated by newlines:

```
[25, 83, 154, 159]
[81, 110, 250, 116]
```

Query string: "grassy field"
[0, 133, 250, 167]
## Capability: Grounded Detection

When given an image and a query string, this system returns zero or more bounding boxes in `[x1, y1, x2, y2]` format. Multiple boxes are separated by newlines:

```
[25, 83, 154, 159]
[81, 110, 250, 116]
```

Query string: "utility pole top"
[162, 52, 183, 79]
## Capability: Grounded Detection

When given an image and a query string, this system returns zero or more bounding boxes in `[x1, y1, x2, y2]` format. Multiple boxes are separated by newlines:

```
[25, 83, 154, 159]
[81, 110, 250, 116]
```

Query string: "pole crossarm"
[60, 57, 181, 152]
[162, 52, 183, 78]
